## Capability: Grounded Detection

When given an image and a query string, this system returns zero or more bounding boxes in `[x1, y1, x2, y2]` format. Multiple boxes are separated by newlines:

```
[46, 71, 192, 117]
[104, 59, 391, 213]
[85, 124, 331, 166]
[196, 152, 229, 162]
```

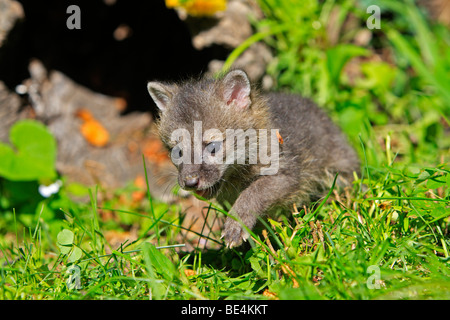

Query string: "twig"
[309, 221, 319, 249]
[316, 221, 325, 251]
[262, 230, 299, 288]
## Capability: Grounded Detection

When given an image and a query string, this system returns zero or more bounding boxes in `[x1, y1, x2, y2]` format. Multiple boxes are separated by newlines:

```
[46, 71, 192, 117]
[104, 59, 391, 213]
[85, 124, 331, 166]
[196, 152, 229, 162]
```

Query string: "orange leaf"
[131, 190, 146, 202]
[276, 130, 284, 145]
[184, 269, 196, 277]
[80, 120, 110, 147]
[165, 0, 226, 16]
[134, 175, 147, 189]
[262, 289, 278, 300]
[76, 108, 110, 147]
[75, 108, 94, 122]
[131, 175, 147, 203]
[143, 139, 169, 164]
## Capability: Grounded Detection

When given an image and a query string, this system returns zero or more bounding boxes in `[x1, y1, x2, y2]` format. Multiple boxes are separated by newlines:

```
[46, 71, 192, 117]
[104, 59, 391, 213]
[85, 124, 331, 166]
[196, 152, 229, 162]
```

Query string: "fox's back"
[265, 92, 359, 181]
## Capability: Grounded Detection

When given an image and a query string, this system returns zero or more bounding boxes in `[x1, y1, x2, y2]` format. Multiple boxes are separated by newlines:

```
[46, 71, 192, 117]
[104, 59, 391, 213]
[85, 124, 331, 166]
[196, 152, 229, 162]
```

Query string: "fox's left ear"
[147, 82, 175, 112]
[221, 69, 251, 110]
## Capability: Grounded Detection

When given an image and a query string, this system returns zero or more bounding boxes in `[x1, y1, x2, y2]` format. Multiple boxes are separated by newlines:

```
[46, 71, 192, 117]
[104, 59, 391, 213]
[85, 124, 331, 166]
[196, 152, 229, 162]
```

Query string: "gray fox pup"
[147, 69, 359, 248]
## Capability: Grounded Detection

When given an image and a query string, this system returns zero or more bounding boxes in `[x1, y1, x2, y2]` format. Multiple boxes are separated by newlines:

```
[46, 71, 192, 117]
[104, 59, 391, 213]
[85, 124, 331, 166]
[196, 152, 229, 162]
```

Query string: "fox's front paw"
[221, 217, 249, 249]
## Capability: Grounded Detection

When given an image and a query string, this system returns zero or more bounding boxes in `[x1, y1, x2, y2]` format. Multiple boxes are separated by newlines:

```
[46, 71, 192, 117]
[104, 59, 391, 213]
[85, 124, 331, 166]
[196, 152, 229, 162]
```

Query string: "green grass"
[0, 157, 449, 299]
[0, 0, 449, 300]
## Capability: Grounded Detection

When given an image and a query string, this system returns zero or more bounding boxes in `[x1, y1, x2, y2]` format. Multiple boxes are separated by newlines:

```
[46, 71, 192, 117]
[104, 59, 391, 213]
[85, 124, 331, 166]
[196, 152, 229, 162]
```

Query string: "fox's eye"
[171, 145, 183, 160]
[206, 141, 222, 155]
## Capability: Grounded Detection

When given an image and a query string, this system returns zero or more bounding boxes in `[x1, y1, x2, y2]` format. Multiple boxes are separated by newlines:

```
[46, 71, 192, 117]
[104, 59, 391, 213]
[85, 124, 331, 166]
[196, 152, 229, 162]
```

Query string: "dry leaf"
[76, 108, 110, 147]
[80, 120, 110, 147]
[131, 190, 146, 202]
[276, 130, 284, 145]
[165, 0, 226, 16]
[114, 97, 128, 112]
[129, 175, 147, 204]
[143, 138, 169, 164]
[75, 108, 94, 122]
[262, 289, 278, 300]
[134, 175, 147, 189]
[184, 269, 196, 277]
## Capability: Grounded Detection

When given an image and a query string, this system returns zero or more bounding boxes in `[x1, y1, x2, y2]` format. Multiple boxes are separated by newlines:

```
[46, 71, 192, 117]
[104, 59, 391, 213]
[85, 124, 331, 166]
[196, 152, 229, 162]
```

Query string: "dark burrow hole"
[0, 0, 231, 116]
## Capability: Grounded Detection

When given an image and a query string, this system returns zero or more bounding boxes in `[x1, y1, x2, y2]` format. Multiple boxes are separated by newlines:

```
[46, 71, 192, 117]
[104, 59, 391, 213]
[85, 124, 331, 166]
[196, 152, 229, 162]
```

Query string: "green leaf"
[427, 176, 446, 190]
[417, 171, 431, 181]
[142, 243, 167, 299]
[279, 286, 324, 300]
[359, 61, 396, 92]
[249, 255, 266, 278]
[57, 229, 74, 246]
[66, 182, 90, 197]
[144, 243, 176, 280]
[387, 28, 450, 110]
[0, 120, 57, 181]
[326, 44, 369, 86]
[430, 207, 447, 219]
[68, 247, 83, 263]
[59, 245, 72, 255]
[0, 144, 15, 174]
[338, 107, 366, 137]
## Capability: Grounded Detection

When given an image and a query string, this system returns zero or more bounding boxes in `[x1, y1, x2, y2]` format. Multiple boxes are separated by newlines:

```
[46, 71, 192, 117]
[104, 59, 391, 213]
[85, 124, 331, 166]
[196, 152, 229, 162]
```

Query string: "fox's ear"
[221, 69, 251, 110]
[147, 82, 175, 112]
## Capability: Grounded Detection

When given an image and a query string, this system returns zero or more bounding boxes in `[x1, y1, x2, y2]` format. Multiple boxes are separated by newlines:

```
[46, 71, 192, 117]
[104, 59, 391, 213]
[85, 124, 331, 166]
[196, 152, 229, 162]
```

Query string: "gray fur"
[147, 69, 360, 248]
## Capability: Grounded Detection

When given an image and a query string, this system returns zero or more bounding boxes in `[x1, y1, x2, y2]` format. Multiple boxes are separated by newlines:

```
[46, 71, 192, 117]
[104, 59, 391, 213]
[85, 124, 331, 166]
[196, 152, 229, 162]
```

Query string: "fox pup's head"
[147, 69, 269, 199]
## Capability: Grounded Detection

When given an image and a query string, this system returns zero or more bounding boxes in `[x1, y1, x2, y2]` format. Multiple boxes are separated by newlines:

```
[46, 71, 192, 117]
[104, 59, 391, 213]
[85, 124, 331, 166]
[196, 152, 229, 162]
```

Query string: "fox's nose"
[184, 174, 199, 188]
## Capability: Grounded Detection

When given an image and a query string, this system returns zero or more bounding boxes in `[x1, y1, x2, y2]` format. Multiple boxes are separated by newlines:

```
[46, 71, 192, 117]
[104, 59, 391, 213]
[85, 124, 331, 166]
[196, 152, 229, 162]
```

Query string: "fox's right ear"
[221, 69, 251, 110]
[147, 82, 174, 112]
